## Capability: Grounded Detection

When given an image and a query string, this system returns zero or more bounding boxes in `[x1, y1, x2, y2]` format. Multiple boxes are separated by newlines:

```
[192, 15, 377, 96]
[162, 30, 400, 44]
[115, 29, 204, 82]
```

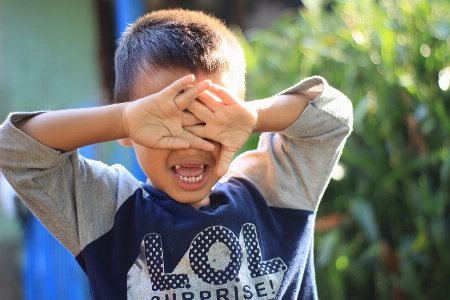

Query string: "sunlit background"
[0, 0, 449, 299]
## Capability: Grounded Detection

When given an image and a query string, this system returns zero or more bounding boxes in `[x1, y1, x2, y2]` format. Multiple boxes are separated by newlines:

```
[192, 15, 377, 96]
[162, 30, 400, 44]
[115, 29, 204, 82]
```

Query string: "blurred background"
[0, 0, 449, 299]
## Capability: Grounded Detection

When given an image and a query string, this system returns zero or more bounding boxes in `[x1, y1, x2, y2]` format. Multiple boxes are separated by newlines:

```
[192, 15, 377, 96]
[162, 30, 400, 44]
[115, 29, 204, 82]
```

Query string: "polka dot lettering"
[143, 233, 189, 291]
[241, 223, 287, 278]
[189, 226, 242, 285]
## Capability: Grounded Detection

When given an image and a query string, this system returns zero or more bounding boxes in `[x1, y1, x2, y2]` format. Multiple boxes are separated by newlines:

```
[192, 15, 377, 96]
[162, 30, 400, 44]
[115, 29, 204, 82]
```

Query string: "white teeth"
[173, 165, 205, 183]
[176, 173, 204, 182]
[174, 164, 204, 169]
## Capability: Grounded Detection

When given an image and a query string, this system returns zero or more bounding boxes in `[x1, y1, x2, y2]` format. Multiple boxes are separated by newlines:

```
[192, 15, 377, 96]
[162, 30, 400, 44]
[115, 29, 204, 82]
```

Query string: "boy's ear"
[117, 138, 133, 147]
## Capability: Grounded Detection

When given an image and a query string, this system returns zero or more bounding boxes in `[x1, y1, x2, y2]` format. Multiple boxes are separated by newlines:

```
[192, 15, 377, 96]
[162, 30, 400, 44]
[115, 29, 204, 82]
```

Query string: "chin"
[173, 190, 211, 208]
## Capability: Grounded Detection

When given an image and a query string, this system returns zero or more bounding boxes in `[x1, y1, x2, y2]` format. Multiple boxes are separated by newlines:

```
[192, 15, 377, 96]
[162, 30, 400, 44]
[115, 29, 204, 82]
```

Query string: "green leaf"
[349, 198, 380, 243]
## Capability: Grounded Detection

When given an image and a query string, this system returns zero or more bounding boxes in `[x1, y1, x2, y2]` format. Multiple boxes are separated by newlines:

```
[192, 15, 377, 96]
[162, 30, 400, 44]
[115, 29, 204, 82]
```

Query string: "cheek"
[133, 146, 168, 174]
[134, 146, 151, 166]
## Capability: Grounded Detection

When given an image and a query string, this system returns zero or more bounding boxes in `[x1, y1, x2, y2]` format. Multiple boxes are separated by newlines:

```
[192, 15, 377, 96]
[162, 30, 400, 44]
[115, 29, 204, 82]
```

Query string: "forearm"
[249, 92, 319, 134]
[14, 103, 126, 151]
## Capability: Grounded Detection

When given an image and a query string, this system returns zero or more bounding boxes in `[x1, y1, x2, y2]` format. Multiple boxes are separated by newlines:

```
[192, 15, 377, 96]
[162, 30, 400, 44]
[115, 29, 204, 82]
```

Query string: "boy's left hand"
[185, 84, 257, 177]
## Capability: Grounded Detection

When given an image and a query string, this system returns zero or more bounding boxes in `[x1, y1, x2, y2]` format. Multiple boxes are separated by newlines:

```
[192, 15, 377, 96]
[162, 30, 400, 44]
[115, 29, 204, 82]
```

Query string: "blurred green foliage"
[241, 0, 450, 298]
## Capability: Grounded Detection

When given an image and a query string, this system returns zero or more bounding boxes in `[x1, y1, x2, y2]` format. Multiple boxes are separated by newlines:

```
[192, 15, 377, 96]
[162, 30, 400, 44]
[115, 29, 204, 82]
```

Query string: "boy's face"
[126, 68, 232, 208]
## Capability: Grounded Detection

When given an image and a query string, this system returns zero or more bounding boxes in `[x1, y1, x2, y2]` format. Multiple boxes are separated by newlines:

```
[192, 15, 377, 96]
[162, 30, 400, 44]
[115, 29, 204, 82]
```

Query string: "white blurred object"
[331, 163, 345, 181]
[438, 66, 450, 91]
[0, 171, 18, 218]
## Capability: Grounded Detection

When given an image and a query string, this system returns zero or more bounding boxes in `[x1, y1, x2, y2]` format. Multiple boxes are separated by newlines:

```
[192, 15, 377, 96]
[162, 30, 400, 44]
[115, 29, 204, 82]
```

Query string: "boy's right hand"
[121, 75, 215, 151]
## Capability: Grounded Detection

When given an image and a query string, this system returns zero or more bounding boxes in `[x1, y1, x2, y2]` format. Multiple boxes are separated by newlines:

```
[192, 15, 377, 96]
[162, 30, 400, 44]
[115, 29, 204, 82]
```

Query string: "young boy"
[0, 9, 352, 300]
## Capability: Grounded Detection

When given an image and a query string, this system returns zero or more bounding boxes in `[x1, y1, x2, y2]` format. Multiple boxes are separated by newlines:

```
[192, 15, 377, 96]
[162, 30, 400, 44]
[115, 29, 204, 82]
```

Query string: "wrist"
[118, 102, 130, 139]
[246, 93, 311, 133]
[243, 101, 260, 134]
[246, 98, 273, 134]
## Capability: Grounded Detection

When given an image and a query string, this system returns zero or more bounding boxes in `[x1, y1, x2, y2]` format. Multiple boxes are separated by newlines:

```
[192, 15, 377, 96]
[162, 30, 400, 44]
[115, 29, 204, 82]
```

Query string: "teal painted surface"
[0, 0, 100, 121]
[0, 1, 99, 299]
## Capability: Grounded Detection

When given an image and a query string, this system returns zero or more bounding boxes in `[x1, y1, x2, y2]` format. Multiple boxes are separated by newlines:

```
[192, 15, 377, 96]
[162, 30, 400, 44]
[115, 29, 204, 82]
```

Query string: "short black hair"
[114, 9, 246, 103]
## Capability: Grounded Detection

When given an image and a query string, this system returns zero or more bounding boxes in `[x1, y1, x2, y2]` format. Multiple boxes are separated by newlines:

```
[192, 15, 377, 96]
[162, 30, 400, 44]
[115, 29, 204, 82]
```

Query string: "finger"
[217, 146, 235, 176]
[183, 84, 194, 91]
[181, 130, 215, 151]
[183, 125, 208, 139]
[196, 90, 224, 112]
[153, 136, 190, 149]
[174, 80, 211, 111]
[186, 100, 214, 123]
[182, 110, 203, 126]
[208, 84, 239, 105]
[160, 74, 196, 100]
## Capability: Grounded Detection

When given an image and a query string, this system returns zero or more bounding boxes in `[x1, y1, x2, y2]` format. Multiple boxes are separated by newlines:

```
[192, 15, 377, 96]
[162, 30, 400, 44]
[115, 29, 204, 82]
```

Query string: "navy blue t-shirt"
[77, 178, 316, 299]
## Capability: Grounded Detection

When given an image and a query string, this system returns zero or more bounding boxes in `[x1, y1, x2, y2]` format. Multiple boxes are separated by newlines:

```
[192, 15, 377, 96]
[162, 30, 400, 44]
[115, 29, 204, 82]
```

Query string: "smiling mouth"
[172, 164, 206, 183]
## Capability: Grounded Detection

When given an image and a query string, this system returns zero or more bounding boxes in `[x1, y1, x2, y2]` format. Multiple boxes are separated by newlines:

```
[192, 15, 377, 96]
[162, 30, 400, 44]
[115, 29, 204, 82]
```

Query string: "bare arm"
[14, 75, 214, 152]
[248, 92, 320, 134]
[14, 104, 126, 152]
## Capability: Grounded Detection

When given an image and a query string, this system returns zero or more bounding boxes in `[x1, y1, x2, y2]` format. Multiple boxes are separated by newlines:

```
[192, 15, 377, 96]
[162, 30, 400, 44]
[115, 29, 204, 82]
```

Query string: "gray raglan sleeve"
[0, 112, 141, 256]
[220, 76, 353, 212]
